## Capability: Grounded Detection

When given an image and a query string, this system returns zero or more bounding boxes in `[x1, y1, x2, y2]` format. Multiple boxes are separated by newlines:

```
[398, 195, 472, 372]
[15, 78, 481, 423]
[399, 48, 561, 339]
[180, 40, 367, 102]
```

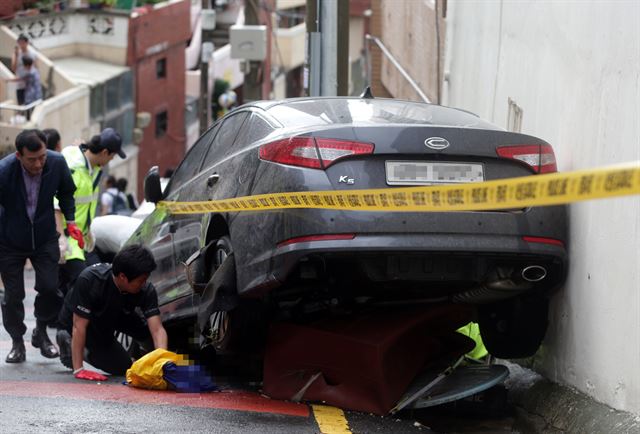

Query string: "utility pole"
[200, 2, 216, 134]
[336, 0, 349, 96]
[307, 0, 349, 96]
[305, 0, 320, 96]
[319, 0, 337, 96]
[243, 0, 262, 102]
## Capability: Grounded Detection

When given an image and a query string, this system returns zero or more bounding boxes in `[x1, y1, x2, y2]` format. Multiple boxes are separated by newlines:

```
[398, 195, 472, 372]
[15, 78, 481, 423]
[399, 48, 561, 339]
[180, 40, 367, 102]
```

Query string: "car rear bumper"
[237, 231, 567, 301]
[275, 232, 566, 255]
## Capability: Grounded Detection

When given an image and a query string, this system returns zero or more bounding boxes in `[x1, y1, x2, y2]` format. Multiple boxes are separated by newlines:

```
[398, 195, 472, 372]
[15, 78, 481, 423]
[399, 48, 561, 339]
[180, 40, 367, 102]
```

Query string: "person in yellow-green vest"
[54, 128, 126, 296]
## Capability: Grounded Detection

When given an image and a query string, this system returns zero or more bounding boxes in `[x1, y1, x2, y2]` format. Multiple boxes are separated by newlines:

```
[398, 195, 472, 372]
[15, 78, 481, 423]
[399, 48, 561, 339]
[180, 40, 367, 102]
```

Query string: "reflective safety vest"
[57, 146, 102, 261]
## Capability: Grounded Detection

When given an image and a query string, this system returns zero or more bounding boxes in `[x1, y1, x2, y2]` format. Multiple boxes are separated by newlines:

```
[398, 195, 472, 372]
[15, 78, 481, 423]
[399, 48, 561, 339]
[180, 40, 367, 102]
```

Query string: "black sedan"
[131, 96, 567, 358]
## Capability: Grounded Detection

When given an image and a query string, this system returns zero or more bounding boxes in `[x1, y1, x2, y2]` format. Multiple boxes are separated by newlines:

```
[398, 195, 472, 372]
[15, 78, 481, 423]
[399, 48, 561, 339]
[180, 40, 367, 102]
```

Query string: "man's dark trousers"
[58, 251, 100, 297]
[59, 311, 151, 376]
[86, 312, 151, 376]
[0, 239, 61, 340]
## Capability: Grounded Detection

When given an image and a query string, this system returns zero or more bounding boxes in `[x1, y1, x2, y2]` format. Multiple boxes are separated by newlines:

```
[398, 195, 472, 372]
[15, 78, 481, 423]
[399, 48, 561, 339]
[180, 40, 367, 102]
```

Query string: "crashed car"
[126, 96, 567, 358]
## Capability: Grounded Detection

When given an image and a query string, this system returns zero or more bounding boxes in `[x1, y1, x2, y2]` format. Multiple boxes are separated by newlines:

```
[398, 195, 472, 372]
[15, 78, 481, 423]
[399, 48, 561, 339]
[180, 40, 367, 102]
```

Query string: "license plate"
[385, 161, 484, 185]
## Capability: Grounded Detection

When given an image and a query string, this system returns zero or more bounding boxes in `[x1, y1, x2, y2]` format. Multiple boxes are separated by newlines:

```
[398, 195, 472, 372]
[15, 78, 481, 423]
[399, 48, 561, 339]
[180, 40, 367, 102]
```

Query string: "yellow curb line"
[312, 405, 352, 434]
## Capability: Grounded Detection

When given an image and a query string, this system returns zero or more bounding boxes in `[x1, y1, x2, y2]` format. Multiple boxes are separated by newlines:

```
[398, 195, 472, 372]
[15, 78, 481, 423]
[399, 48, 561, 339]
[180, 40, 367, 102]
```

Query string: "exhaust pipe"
[521, 265, 547, 282]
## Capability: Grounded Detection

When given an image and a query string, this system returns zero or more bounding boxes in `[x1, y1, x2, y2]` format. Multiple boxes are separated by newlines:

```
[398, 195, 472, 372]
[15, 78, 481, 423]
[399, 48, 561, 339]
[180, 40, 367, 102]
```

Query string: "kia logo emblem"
[425, 137, 450, 150]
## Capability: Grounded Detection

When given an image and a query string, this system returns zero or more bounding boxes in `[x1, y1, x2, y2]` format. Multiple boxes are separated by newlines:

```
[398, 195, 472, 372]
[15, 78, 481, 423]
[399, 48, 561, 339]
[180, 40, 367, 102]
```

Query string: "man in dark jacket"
[0, 129, 84, 363]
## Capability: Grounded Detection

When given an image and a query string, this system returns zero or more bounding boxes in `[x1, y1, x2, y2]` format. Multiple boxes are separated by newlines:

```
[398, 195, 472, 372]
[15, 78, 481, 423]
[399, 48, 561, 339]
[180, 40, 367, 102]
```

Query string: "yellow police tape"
[158, 162, 640, 214]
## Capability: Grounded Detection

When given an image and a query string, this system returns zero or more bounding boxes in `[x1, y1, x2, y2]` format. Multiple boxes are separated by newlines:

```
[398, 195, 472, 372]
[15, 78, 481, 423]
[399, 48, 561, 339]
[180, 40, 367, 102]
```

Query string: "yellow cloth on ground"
[126, 348, 187, 390]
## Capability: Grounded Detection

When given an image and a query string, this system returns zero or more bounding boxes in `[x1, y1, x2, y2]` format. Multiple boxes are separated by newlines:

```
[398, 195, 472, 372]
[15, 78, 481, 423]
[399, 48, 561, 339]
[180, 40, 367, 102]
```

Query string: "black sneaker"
[56, 329, 72, 369]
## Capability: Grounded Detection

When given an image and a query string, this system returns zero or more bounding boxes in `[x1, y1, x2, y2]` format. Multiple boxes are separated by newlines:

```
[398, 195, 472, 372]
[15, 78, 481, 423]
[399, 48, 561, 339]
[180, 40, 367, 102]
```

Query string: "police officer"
[55, 128, 126, 295]
[56, 245, 168, 380]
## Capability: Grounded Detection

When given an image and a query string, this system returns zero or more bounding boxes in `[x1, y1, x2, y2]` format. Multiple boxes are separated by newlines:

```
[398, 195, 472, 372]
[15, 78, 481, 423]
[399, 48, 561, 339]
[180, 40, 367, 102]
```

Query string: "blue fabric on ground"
[162, 362, 217, 392]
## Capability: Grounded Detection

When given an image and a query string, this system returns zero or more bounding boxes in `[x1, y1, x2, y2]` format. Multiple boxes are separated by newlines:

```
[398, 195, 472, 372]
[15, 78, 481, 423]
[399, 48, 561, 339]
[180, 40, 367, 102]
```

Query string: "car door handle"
[207, 173, 220, 187]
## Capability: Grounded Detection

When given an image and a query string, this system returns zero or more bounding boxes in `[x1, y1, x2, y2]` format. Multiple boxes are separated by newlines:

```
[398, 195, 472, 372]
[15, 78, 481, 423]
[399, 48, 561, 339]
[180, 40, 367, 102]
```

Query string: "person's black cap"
[100, 128, 126, 159]
[18, 34, 28, 42]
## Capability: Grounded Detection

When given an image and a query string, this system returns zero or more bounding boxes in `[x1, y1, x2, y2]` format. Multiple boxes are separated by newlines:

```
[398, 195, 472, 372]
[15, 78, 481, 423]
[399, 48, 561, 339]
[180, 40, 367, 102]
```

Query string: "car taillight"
[277, 233, 356, 247]
[523, 236, 565, 248]
[496, 144, 558, 173]
[259, 137, 374, 169]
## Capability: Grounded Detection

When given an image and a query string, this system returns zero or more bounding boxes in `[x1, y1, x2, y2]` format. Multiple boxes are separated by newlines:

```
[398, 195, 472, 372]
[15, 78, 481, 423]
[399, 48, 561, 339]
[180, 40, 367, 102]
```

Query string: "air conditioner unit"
[230, 24, 267, 61]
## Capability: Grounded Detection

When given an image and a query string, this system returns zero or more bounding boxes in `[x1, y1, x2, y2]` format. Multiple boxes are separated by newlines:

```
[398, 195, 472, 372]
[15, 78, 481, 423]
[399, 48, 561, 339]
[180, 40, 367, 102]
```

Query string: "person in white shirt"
[100, 175, 131, 216]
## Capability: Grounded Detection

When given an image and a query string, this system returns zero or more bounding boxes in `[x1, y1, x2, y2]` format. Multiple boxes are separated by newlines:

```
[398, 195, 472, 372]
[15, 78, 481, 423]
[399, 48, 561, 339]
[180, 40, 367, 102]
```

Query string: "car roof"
[241, 96, 473, 112]
[237, 97, 500, 131]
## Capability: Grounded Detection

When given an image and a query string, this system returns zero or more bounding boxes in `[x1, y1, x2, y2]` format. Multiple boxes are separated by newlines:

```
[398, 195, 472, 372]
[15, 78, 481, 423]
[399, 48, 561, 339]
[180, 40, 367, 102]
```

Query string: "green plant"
[35, 0, 55, 10]
[89, 0, 116, 6]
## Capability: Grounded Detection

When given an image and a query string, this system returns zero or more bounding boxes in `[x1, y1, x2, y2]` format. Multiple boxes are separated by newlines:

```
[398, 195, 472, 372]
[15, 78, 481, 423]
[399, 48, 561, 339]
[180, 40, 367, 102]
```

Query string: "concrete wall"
[443, 1, 640, 414]
[0, 85, 89, 157]
[377, 0, 444, 103]
[7, 12, 130, 65]
[274, 22, 305, 71]
[32, 85, 91, 147]
[0, 58, 14, 103]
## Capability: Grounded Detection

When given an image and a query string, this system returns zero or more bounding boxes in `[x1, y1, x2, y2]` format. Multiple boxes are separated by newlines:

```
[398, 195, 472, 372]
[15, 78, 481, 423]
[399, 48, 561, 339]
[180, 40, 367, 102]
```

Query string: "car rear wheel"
[478, 295, 549, 359]
[206, 236, 232, 351]
[115, 331, 145, 360]
[205, 236, 267, 354]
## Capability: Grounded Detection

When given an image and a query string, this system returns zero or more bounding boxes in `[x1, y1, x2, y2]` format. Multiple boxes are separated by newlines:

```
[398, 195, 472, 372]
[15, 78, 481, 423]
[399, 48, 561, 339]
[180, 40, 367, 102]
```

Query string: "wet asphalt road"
[0, 269, 430, 434]
[0, 268, 518, 433]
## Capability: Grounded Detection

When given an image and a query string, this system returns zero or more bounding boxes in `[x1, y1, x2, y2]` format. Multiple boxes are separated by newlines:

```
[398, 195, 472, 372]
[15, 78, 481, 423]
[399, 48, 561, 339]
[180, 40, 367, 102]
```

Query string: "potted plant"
[88, 0, 116, 9]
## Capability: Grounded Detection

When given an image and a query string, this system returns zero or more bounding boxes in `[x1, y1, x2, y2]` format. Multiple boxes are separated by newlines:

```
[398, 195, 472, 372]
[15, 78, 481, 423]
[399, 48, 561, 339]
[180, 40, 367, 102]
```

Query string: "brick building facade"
[127, 1, 191, 195]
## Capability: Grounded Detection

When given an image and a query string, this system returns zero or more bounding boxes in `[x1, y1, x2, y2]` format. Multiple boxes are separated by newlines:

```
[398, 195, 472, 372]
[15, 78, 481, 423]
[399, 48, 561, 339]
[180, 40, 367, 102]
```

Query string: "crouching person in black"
[56, 244, 168, 380]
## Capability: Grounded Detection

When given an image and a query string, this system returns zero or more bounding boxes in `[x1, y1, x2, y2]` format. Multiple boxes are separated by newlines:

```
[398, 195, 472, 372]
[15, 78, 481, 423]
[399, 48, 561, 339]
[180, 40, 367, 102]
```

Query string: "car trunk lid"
[306, 125, 554, 191]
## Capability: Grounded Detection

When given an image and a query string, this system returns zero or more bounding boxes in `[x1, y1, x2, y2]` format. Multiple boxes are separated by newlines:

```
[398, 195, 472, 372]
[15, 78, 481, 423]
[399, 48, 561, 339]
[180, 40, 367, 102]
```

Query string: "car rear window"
[267, 99, 499, 130]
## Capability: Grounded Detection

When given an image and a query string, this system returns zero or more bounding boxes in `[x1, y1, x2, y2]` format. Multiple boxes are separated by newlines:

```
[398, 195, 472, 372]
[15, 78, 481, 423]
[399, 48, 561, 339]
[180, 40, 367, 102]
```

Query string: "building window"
[105, 108, 135, 148]
[156, 58, 167, 79]
[120, 70, 133, 104]
[106, 77, 120, 112]
[156, 111, 168, 137]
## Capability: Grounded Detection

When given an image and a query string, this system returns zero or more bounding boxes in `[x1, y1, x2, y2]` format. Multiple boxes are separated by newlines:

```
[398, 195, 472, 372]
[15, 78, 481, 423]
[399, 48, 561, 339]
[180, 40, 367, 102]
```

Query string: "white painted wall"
[444, 1, 640, 414]
[24, 14, 129, 51]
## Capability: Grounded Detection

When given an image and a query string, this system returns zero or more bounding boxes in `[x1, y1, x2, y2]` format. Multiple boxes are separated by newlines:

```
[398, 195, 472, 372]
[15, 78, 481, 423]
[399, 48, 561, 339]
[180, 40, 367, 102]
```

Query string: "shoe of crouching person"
[56, 329, 73, 369]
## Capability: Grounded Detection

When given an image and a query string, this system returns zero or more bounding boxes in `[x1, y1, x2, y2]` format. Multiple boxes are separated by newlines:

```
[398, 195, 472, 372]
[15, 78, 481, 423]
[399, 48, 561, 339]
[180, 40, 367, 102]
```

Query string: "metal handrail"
[0, 99, 43, 111]
[0, 99, 43, 124]
[365, 34, 431, 103]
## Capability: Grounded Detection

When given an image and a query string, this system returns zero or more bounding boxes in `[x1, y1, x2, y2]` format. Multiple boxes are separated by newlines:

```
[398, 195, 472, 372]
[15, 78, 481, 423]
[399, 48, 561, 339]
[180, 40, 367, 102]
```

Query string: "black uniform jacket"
[59, 263, 161, 341]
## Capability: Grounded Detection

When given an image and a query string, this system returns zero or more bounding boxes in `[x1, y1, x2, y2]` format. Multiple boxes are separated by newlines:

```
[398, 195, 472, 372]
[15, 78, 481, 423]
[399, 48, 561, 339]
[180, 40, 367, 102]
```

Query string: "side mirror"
[144, 166, 163, 204]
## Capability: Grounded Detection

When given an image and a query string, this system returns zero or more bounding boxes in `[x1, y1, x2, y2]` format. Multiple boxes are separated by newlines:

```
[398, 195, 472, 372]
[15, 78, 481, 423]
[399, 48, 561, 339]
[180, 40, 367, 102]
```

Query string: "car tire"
[213, 236, 233, 270]
[115, 331, 144, 360]
[206, 236, 267, 354]
[478, 295, 549, 359]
